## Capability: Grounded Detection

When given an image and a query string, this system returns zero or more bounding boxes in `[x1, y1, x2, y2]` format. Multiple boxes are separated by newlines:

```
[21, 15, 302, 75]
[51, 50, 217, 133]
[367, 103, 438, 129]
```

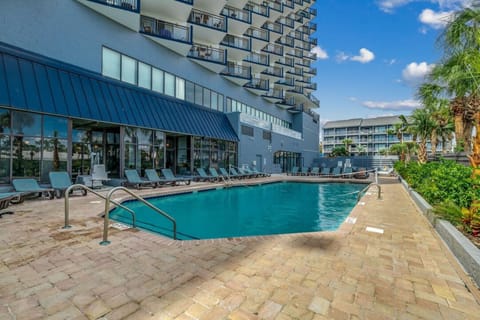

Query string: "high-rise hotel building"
[0, 0, 319, 184]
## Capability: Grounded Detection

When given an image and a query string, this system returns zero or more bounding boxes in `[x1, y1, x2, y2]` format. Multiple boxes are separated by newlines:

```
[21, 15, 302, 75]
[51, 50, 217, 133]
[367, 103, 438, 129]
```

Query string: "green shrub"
[395, 160, 479, 208]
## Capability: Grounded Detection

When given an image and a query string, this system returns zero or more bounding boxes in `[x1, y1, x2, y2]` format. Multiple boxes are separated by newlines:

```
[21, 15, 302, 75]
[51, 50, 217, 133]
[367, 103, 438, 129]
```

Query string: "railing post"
[100, 188, 113, 245]
[63, 189, 71, 229]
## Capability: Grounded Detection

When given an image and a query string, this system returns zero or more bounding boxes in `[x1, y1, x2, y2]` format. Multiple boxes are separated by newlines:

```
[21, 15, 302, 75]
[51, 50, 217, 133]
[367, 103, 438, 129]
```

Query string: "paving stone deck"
[0, 176, 479, 319]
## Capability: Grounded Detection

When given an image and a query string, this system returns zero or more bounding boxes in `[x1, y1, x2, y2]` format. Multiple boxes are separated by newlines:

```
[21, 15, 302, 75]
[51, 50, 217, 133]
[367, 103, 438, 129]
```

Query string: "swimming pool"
[110, 182, 366, 240]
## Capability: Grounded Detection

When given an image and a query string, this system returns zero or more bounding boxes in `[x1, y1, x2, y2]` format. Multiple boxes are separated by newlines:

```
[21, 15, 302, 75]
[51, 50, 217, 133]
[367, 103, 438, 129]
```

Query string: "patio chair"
[209, 168, 224, 180]
[342, 167, 353, 178]
[229, 167, 248, 179]
[0, 192, 23, 218]
[288, 166, 299, 176]
[251, 167, 270, 177]
[145, 169, 174, 186]
[377, 166, 395, 176]
[124, 169, 156, 189]
[330, 167, 342, 178]
[220, 167, 240, 179]
[237, 167, 256, 178]
[49, 171, 87, 198]
[161, 168, 191, 185]
[12, 179, 54, 200]
[320, 167, 331, 176]
[300, 167, 309, 176]
[310, 167, 320, 176]
[195, 168, 217, 182]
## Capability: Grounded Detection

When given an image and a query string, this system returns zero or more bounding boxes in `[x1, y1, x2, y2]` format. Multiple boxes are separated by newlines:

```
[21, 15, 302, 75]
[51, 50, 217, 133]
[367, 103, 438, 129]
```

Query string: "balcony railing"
[288, 86, 304, 94]
[305, 67, 317, 75]
[263, 89, 284, 99]
[276, 77, 295, 86]
[244, 52, 269, 65]
[221, 6, 251, 24]
[276, 56, 294, 66]
[308, 93, 320, 106]
[283, 0, 294, 8]
[262, 22, 283, 34]
[245, 2, 269, 16]
[262, 66, 283, 77]
[277, 96, 296, 106]
[244, 27, 269, 41]
[277, 16, 294, 28]
[290, 30, 303, 40]
[272, 123, 302, 139]
[88, 0, 139, 11]
[244, 78, 269, 90]
[304, 82, 317, 91]
[189, 9, 227, 32]
[221, 35, 251, 51]
[140, 16, 192, 43]
[262, 43, 283, 55]
[304, 51, 316, 60]
[268, 1, 283, 12]
[287, 67, 303, 77]
[188, 44, 226, 64]
[309, 7, 317, 16]
[221, 62, 251, 79]
[286, 48, 303, 58]
[276, 36, 294, 47]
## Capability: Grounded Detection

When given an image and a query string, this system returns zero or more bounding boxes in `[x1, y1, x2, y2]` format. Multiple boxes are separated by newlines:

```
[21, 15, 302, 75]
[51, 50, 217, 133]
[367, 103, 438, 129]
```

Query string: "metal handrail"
[370, 183, 382, 200]
[101, 186, 177, 245]
[64, 184, 135, 229]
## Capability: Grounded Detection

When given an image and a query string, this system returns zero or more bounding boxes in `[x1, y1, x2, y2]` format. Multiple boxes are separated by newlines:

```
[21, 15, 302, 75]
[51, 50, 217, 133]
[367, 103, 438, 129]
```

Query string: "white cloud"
[419, 8, 453, 29]
[336, 48, 375, 64]
[402, 61, 435, 85]
[362, 99, 421, 110]
[310, 46, 329, 60]
[351, 48, 375, 63]
[377, 0, 470, 13]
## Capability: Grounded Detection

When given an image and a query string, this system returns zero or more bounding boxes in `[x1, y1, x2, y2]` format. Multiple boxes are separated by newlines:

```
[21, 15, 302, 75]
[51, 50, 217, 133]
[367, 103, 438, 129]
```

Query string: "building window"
[241, 125, 254, 137]
[263, 130, 271, 141]
[194, 84, 203, 105]
[185, 81, 195, 103]
[203, 88, 211, 108]
[121, 55, 137, 85]
[152, 68, 164, 93]
[102, 47, 121, 80]
[164, 72, 175, 97]
[175, 77, 185, 100]
[138, 62, 152, 89]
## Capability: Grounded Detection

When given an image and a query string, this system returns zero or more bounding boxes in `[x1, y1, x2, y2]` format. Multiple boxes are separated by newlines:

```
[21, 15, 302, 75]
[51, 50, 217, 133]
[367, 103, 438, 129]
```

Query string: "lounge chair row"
[288, 166, 370, 179]
[124, 168, 192, 189]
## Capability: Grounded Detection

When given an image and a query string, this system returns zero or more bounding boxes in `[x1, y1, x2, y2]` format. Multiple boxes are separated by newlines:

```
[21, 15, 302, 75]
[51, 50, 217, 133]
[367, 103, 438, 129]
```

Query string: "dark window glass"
[44, 116, 68, 138]
[12, 111, 41, 136]
[263, 130, 272, 141]
[186, 81, 195, 103]
[241, 125, 254, 137]
[0, 135, 10, 183]
[0, 108, 11, 134]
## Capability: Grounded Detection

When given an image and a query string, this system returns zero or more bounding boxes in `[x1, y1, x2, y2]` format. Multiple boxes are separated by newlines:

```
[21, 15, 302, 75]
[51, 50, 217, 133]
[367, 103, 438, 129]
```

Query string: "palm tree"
[410, 108, 436, 164]
[342, 138, 353, 155]
[434, 5, 480, 154]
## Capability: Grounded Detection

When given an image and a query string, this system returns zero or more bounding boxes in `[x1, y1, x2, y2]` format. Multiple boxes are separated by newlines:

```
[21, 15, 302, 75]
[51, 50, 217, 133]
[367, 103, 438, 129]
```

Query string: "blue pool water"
[110, 182, 366, 240]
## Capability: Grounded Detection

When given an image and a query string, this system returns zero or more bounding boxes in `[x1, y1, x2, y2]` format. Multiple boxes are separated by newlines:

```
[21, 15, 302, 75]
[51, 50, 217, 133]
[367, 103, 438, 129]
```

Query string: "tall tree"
[410, 108, 436, 164]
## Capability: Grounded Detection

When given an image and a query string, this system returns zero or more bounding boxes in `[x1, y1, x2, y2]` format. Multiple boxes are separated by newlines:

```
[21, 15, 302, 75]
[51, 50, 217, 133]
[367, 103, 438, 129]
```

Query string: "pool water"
[110, 182, 366, 240]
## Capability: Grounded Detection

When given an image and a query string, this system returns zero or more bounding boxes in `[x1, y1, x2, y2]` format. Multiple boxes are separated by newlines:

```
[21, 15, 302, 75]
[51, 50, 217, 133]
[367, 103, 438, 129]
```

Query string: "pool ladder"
[63, 184, 177, 244]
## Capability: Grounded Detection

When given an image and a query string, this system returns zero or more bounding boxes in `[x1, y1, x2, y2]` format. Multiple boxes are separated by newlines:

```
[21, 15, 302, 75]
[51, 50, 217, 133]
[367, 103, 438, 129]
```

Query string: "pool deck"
[0, 175, 479, 319]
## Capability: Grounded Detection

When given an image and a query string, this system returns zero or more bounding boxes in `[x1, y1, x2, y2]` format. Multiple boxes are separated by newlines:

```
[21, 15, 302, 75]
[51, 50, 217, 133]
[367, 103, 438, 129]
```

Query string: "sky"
[309, 0, 472, 127]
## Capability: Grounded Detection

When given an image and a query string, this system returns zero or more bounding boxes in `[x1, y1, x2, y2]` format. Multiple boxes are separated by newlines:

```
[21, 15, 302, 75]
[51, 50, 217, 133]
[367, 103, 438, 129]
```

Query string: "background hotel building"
[0, 0, 319, 184]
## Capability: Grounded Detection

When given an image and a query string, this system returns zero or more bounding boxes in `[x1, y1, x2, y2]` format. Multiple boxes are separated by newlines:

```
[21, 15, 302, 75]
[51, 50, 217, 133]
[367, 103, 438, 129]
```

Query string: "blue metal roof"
[0, 42, 238, 141]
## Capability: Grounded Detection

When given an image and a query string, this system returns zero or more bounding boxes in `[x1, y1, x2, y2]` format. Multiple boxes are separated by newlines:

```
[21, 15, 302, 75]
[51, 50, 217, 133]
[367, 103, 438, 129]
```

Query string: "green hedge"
[394, 159, 480, 208]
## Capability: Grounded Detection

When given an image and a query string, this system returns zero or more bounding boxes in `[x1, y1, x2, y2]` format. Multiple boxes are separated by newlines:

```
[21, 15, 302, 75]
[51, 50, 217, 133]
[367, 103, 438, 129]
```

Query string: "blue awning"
[0, 42, 238, 141]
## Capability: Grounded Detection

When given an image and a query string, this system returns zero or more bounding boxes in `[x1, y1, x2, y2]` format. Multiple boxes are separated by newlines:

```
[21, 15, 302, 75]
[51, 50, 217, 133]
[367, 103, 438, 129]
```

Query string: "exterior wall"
[0, 0, 320, 173]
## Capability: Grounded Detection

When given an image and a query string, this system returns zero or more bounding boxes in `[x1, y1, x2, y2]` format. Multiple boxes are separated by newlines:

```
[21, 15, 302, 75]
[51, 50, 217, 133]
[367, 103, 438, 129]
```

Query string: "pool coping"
[103, 176, 372, 243]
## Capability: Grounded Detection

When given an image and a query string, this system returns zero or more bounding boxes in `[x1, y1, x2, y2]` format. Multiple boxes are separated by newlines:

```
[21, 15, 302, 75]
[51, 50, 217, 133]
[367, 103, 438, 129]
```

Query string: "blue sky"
[310, 0, 471, 125]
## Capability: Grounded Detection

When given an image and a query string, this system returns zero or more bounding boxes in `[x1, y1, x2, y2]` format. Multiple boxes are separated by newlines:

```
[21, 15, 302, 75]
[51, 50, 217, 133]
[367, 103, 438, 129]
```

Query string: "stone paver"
[0, 176, 479, 319]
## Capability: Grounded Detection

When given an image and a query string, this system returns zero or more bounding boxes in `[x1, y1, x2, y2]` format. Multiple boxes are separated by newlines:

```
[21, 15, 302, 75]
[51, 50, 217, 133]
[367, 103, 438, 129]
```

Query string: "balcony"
[243, 52, 269, 72]
[221, 62, 252, 85]
[262, 43, 283, 56]
[309, 7, 317, 16]
[76, 0, 140, 31]
[262, 22, 283, 35]
[245, 2, 270, 27]
[140, 16, 192, 55]
[275, 77, 295, 89]
[276, 96, 296, 109]
[304, 66, 317, 75]
[304, 51, 316, 60]
[220, 34, 251, 60]
[262, 89, 284, 103]
[261, 66, 283, 80]
[296, 41, 313, 52]
[244, 27, 269, 51]
[187, 44, 226, 73]
[276, 16, 295, 30]
[189, 9, 227, 44]
[275, 56, 294, 67]
[275, 36, 295, 48]
[244, 77, 269, 95]
[141, 0, 192, 22]
[287, 104, 304, 114]
[303, 82, 317, 92]
[267, 0, 283, 20]
[286, 67, 303, 79]
[221, 5, 251, 35]
[286, 48, 303, 58]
